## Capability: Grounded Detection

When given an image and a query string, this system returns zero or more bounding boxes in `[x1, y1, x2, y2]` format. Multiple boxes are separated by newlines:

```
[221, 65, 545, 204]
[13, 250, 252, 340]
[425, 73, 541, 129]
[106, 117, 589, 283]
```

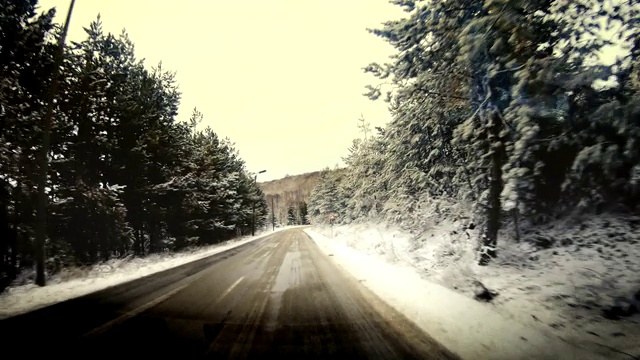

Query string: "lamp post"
[252, 170, 266, 236]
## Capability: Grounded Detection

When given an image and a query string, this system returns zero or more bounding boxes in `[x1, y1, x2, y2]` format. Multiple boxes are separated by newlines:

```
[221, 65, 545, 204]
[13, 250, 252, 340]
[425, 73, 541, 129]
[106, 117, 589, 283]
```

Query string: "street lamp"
[252, 170, 266, 236]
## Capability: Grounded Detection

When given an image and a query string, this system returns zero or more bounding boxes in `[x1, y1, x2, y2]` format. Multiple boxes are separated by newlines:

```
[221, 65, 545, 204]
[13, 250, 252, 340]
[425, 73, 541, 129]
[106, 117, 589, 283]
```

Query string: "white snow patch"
[306, 215, 640, 360]
[0, 226, 301, 320]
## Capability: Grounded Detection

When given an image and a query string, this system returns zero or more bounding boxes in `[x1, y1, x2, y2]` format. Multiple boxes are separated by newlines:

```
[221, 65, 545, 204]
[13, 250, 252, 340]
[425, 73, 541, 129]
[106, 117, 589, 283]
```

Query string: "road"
[0, 228, 458, 359]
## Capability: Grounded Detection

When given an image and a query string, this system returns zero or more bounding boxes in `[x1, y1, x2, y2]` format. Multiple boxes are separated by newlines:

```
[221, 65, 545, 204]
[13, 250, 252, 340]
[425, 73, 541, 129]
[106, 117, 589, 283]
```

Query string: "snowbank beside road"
[305, 226, 612, 360]
[0, 226, 300, 320]
[311, 215, 640, 359]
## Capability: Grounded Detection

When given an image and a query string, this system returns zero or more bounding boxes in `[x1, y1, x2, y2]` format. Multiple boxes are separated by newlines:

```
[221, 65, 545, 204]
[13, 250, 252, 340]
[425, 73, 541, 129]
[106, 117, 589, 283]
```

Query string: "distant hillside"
[258, 171, 322, 226]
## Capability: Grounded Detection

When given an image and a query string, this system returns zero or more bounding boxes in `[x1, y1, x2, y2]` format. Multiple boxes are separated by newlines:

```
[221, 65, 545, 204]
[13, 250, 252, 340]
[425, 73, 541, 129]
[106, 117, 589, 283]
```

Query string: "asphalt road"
[0, 228, 458, 359]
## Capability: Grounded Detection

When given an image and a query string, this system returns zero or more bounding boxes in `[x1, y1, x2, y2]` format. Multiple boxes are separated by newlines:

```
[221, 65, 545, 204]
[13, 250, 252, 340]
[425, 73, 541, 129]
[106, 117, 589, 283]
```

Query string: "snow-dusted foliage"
[310, 0, 640, 266]
[341, 125, 389, 221]
[308, 168, 348, 224]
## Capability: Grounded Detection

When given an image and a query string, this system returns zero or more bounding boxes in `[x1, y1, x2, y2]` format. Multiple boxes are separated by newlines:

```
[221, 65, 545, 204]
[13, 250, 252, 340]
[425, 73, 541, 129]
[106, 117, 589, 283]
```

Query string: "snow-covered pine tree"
[308, 168, 348, 224]
[365, 0, 499, 262]
[364, 0, 615, 264]
[341, 119, 388, 222]
[556, 1, 640, 212]
[287, 207, 296, 225]
[454, 0, 565, 263]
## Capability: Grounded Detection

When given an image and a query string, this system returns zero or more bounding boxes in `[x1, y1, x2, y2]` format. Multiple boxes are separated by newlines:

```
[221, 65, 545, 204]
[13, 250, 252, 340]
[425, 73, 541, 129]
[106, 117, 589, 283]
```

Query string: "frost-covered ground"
[306, 214, 640, 360]
[0, 226, 298, 320]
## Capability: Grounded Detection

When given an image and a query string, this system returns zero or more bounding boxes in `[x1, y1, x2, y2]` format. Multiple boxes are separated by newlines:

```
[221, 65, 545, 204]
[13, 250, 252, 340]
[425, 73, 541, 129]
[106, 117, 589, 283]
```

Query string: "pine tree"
[287, 207, 296, 225]
[362, 0, 632, 264]
[0, 7, 271, 286]
[0, 0, 57, 288]
[298, 201, 308, 225]
[308, 168, 347, 224]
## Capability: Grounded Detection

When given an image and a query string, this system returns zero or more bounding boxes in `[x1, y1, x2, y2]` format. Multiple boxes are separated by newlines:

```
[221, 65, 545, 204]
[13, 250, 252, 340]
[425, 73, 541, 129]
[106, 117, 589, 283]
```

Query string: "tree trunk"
[9, 231, 17, 280]
[0, 191, 8, 279]
[479, 111, 504, 266]
[512, 207, 520, 242]
[20, 187, 36, 269]
[88, 234, 97, 264]
[149, 225, 156, 253]
[149, 219, 161, 254]
[35, 0, 76, 286]
[10, 183, 21, 280]
[135, 226, 143, 256]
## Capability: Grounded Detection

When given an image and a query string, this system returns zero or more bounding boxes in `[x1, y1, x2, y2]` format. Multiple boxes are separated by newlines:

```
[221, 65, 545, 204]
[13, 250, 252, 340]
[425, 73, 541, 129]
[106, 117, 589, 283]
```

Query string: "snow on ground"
[0, 226, 299, 320]
[306, 214, 640, 360]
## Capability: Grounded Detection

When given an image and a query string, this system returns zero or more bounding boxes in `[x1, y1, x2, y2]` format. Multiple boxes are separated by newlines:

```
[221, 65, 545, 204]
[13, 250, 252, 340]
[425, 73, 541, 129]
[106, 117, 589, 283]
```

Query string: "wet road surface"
[0, 228, 458, 359]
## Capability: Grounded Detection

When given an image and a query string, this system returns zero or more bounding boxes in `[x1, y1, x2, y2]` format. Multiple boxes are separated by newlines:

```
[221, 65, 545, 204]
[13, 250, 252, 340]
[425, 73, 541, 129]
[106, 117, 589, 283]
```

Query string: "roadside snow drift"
[305, 226, 619, 360]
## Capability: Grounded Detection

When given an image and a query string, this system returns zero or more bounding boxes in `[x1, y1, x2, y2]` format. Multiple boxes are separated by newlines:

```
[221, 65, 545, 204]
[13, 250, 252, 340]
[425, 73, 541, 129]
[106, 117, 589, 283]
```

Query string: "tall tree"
[298, 201, 308, 225]
[362, 0, 627, 264]
[0, 0, 57, 288]
[308, 168, 347, 224]
[34, 0, 75, 285]
[287, 207, 296, 225]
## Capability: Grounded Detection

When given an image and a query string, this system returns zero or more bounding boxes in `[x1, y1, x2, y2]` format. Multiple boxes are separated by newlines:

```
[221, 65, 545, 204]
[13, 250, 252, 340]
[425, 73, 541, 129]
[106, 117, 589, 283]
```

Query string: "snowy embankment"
[0, 226, 300, 320]
[305, 215, 640, 360]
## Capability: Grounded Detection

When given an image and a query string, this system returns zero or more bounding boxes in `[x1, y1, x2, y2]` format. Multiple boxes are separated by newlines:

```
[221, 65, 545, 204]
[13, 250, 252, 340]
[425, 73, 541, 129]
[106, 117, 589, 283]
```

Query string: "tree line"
[286, 201, 308, 226]
[0, 1, 268, 290]
[264, 193, 310, 227]
[309, 0, 640, 264]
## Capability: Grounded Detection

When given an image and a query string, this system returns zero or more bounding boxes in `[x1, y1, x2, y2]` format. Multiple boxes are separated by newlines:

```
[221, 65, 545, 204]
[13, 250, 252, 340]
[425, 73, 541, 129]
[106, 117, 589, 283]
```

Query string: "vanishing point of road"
[0, 228, 458, 359]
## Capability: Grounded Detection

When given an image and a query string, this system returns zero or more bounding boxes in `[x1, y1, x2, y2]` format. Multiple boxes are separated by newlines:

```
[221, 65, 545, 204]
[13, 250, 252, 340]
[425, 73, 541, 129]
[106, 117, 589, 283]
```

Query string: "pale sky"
[37, 1, 631, 182]
[38, 0, 405, 182]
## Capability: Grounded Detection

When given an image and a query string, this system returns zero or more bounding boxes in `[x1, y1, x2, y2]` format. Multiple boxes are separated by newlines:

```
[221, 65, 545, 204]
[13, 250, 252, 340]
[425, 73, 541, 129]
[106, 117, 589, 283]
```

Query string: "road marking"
[83, 282, 190, 338]
[215, 276, 245, 303]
